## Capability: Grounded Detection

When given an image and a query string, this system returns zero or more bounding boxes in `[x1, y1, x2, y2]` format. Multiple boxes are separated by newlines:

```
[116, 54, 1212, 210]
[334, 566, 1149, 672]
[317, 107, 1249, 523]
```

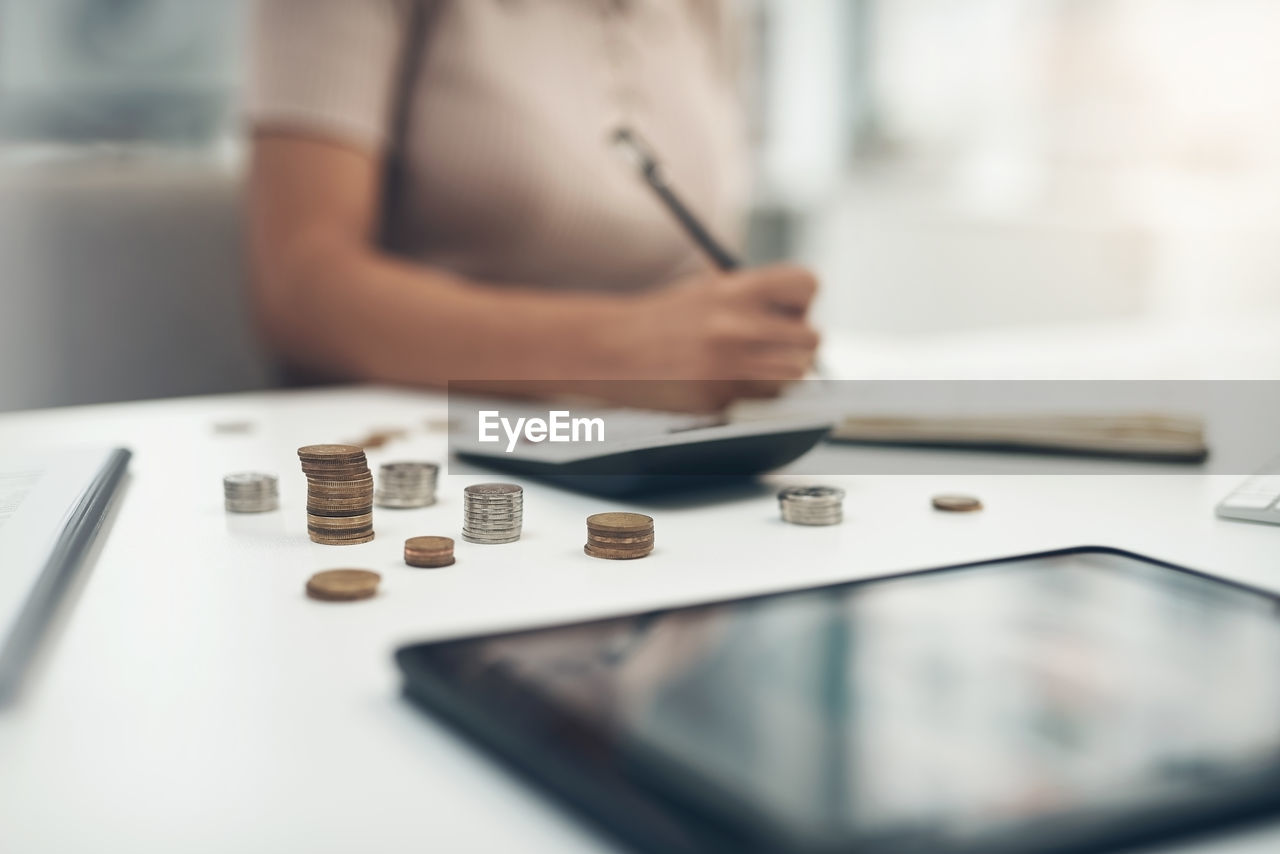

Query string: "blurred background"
[2, 0, 1278, 411]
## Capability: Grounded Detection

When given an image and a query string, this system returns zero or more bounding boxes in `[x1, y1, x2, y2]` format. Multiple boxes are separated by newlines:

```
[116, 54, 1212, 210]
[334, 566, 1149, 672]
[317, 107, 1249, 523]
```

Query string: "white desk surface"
[3, 323, 1280, 853]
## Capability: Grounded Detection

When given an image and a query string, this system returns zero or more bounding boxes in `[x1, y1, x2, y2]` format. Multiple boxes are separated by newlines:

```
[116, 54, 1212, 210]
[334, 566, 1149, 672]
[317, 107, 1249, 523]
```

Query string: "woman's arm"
[247, 133, 819, 406]
[248, 133, 640, 386]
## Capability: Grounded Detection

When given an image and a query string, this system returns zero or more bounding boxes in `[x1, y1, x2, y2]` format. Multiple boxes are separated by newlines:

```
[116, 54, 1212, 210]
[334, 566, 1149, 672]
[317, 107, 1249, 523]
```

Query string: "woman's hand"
[251, 134, 819, 412]
[612, 264, 821, 411]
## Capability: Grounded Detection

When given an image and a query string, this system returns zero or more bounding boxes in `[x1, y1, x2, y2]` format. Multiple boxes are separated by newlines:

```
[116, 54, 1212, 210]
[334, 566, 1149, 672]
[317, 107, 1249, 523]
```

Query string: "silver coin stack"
[778, 485, 846, 526]
[462, 483, 523, 544]
[223, 472, 279, 513]
[375, 461, 439, 508]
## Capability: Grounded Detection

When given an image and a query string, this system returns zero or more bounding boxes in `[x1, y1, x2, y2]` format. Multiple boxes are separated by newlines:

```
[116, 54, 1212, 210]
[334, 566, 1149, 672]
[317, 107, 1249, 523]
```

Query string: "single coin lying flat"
[306, 569, 381, 602]
[931, 494, 984, 513]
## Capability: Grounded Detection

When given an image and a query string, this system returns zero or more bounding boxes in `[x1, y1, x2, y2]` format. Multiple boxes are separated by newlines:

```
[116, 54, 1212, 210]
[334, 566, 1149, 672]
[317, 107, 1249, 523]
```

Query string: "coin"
[585, 532, 654, 545]
[223, 472, 279, 513]
[462, 483, 524, 544]
[586, 512, 654, 532]
[932, 494, 983, 513]
[404, 535, 456, 568]
[405, 535, 452, 553]
[305, 569, 381, 601]
[309, 532, 375, 546]
[306, 512, 373, 528]
[585, 511, 655, 560]
[465, 483, 522, 496]
[778, 485, 846, 503]
[300, 444, 375, 545]
[584, 544, 653, 560]
[778, 485, 845, 526]
[297, 444, 366, 460]
[376, 461, 439, 509]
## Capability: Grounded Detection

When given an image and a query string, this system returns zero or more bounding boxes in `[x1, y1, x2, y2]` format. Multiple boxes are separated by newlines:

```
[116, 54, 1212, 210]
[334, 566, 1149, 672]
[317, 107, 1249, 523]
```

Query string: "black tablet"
[395, 548, 1280, 854]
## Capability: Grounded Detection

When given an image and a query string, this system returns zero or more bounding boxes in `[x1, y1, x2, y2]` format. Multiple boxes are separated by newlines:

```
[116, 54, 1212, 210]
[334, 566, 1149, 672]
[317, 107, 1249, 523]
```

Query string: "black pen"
[610, 126, 741, 271]
[612, 125, 832, 380]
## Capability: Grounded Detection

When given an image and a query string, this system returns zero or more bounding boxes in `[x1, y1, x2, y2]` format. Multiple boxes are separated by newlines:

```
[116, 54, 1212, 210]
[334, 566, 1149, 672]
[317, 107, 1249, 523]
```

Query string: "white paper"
[0, 447, 121, 651]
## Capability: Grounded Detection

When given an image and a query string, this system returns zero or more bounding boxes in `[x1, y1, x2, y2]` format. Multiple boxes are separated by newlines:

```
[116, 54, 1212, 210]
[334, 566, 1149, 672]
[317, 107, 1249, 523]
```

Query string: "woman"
[246, 0, 819, 410]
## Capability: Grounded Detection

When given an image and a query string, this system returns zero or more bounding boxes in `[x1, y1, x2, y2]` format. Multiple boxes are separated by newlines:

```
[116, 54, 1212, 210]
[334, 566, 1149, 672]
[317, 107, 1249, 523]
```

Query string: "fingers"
[739, 317, 821, 350]
[735, 349, 816, 380]
[708, 314, 820, 355]
[730, 264, 819, 314]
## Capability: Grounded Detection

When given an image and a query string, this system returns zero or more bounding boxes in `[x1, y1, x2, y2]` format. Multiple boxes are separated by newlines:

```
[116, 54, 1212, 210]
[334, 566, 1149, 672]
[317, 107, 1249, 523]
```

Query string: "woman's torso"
[380, 0, 751, 290]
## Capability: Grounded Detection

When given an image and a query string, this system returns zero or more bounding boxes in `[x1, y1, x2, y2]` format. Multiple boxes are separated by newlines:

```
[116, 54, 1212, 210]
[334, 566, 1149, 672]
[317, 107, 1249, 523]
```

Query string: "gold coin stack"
[404, 535, 455, 568]
[298, 444, 375, 545]
[584, 512, 655, 560]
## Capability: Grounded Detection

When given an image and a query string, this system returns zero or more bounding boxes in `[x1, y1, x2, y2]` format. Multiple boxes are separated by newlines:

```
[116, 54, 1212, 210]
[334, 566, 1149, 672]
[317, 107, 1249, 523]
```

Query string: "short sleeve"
[245, 0, 413, 150]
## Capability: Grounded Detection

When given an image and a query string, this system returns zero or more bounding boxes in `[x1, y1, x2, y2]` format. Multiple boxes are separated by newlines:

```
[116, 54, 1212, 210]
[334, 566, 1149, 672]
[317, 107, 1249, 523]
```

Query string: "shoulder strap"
[380, 0, 439, 248]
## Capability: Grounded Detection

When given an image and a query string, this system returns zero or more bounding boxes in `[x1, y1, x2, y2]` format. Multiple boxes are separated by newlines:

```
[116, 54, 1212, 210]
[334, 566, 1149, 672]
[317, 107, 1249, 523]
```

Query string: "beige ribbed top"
[247, 0, 750, 291]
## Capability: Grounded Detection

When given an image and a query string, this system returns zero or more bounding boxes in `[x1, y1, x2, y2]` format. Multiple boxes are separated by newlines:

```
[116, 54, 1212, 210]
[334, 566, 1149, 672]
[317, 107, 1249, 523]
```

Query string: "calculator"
[1216, 461, 1280, 525]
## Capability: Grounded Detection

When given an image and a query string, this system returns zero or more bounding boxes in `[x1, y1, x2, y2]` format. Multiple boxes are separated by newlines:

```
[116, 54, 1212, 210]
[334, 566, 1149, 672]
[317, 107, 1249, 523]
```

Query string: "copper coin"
[406, 555, 455, 568]
[404, 536, 456, 569]
[587, 533, 655, 546]
[308, 522, 374, 535]
[587, 523, 654, 535]
[586, 512, 654, 533]
[405, 535, 454, 555]
[932, 494, 984, 513]
[305, 569, 381, 601]
[586, 545, 655, 558]
[587, 520, 653, 532]
[584, 544, 653, 560]
[306, 506, 373, 518]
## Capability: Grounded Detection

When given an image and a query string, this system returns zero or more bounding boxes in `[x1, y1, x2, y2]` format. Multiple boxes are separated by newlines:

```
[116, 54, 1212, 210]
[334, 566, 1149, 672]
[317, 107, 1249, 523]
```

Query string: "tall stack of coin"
[404, 536, 455, 568]
[584, 512, 654, 560]
[298, 444, 375, 545]
[778, 485, 846, 526]
[223, 472, 279, 513]
[461, 483, 523, 544]
[375, 461, 439, 508]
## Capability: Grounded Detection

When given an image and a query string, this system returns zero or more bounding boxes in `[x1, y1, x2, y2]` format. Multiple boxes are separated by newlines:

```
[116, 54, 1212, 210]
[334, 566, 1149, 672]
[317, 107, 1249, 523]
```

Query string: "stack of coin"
[584, 512, 654, 560]
[778, 485, 846, 526]
[298, 444, 375, 545]
[375, 461, 439, 509]
[223, 472, 278, 513]
[404, 535, 455, 568]
[462, 483, 523, 544]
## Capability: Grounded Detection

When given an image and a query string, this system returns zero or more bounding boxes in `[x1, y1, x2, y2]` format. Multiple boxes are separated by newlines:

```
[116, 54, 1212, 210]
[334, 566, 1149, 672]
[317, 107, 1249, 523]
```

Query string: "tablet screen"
[398, 550, 1280, 853]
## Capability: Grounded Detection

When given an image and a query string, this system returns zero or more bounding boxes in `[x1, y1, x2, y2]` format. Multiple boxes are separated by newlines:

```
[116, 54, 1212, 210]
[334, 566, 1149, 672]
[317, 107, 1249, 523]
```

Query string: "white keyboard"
[1216, 466, 1280, 526]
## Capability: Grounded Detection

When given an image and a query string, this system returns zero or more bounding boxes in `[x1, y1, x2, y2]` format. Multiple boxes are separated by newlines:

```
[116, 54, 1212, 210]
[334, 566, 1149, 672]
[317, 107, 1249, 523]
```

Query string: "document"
[0, 447, 131, 703]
